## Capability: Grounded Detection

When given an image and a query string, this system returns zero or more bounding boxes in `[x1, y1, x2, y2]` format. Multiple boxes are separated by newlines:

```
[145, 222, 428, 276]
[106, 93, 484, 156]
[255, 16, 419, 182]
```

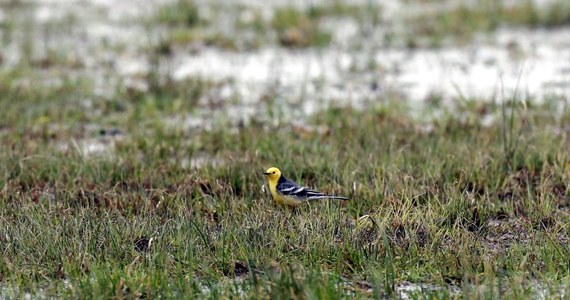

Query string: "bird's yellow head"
[263, 167, 281, 183]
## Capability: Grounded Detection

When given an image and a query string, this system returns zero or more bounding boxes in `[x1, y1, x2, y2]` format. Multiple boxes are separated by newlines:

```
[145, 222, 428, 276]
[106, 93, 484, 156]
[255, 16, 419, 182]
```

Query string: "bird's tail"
[328, 195, 349, 200]
[308, 195, 349, 201]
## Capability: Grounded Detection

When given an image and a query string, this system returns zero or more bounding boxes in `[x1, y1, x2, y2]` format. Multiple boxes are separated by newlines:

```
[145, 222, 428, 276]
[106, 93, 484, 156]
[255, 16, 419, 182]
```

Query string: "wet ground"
[1, 0, 569, 128]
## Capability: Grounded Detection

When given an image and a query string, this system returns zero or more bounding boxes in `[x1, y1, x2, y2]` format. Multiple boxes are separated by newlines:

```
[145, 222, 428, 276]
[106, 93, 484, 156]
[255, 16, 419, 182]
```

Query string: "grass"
[155, 0, 570, 50]
[0, 67, 569, 298]
[270, 8, 332, 48]
[156, 0, 200, 28]
[157, 2, 365, 49]
[406, 0, 570, 47]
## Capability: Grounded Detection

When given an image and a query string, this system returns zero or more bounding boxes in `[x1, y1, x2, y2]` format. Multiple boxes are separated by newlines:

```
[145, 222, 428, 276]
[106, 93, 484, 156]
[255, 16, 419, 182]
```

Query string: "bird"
[262, 167, 348, 207]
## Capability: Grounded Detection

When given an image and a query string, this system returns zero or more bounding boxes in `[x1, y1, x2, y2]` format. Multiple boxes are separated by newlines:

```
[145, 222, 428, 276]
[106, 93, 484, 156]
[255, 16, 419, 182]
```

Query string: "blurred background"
[1, 0, 569, 153]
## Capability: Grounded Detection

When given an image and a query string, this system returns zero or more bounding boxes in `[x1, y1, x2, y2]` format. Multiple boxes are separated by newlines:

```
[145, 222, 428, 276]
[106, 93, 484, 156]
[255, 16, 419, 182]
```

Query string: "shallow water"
[2, 0, 568, 121]
[172, 26, 570, 108]
[1, 279, 565, 299]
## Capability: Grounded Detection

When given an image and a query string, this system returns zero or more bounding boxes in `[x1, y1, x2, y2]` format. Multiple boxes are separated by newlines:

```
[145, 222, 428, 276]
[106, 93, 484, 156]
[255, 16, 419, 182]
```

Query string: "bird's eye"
[272, 171, 275, 174]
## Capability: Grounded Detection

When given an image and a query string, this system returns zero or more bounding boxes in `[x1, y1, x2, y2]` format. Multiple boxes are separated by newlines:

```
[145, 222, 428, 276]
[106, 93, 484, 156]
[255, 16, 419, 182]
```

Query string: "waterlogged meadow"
[0, 0, 569, 299]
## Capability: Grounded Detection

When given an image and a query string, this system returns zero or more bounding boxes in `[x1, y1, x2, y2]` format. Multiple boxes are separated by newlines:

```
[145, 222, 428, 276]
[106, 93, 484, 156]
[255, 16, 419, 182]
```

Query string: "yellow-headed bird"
[263, 167, 348, 207]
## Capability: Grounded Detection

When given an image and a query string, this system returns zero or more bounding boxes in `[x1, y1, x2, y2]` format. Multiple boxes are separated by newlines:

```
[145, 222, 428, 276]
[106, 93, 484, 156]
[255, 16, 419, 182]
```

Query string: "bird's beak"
[262, 172, 270, 175]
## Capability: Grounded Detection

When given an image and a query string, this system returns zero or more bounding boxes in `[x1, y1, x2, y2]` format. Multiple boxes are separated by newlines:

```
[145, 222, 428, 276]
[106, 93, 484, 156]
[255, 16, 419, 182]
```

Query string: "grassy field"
[1, 0, 570, 299]
[0, 72, 568, 298]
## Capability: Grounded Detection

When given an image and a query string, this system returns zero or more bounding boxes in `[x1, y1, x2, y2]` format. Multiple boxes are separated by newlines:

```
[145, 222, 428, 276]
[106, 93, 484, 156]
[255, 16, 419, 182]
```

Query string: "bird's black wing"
[276, 178, 325, 200]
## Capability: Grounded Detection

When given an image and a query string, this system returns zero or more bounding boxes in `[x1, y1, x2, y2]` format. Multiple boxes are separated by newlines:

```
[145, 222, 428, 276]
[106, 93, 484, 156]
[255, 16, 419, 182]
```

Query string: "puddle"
[168, 1, 570, 121]
[195, 277, 566, 299]
[397, 281, 461, 299]
[171, 47, 380, 118]
[180, 155, 226, 169]
[0, 279, 71, 300]
[0, 278, 566, 299]
[56, 132, 126, 158]
[173, 26, 570, 115]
